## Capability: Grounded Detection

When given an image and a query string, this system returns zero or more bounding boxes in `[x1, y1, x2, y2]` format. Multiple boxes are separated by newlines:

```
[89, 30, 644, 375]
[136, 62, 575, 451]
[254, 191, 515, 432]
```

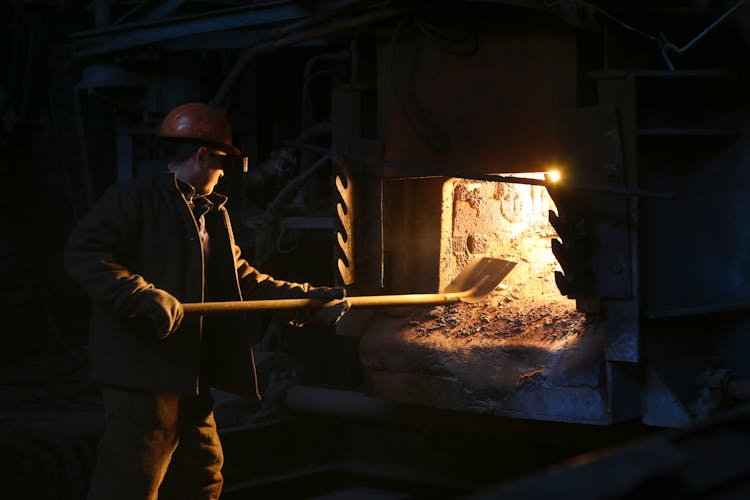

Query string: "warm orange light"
[546, 170, 561, 183]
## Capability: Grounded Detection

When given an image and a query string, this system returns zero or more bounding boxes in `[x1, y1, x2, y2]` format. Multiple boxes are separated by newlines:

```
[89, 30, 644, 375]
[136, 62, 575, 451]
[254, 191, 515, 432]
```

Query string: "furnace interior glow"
[439, 173, 567, 309]
[360, 172, 600, 422]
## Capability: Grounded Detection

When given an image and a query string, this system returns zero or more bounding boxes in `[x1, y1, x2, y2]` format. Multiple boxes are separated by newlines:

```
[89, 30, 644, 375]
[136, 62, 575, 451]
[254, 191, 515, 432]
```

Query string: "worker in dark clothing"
[64, 102, 349, 499]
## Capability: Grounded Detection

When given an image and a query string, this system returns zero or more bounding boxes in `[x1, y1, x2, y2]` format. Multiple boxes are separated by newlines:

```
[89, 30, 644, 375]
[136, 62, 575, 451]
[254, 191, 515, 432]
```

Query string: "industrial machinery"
[3, 0, 750, 497]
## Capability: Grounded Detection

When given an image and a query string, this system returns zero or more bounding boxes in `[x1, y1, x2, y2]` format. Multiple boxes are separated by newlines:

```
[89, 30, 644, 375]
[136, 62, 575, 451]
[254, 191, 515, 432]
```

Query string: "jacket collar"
[156, 172, 228, 209]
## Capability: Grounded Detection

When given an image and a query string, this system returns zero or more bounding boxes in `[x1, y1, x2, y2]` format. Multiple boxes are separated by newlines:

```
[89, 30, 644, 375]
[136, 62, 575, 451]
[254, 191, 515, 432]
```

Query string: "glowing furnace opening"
[440, 174, 569, 309]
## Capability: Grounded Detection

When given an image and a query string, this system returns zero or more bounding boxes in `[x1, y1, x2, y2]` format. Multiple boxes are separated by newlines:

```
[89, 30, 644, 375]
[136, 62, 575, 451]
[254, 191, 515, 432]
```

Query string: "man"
[64, 102, 348, 499]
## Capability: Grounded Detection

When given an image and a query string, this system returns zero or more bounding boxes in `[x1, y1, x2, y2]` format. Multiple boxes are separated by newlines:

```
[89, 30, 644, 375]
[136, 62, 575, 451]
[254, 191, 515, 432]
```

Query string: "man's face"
[190, 148, 226, 195]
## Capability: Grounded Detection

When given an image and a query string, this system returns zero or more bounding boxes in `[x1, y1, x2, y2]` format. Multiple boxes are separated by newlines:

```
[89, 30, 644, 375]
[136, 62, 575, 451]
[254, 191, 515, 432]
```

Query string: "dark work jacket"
[64, 172, 310, 398]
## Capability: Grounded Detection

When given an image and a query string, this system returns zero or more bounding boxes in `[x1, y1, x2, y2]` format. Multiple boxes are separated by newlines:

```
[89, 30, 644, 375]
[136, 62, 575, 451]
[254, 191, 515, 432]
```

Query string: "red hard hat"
[159, 102, 240, 156]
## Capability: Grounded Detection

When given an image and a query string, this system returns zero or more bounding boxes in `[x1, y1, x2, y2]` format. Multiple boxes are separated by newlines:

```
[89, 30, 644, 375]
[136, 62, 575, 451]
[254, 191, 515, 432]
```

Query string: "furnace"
[357, 175, 608, 424]
[328, 16, 647, 426]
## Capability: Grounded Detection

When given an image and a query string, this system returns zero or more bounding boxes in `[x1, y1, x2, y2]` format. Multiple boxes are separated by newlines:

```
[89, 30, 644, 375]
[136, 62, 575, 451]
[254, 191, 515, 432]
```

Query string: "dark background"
[2, 1, 750, 499]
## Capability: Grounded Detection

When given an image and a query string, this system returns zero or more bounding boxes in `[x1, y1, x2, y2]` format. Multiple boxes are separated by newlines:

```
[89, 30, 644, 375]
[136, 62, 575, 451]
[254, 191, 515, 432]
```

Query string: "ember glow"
[440, 173, 562, 294]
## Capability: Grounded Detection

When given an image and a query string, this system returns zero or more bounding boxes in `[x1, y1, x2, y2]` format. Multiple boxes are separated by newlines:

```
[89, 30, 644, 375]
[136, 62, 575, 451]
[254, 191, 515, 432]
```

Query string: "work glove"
[133, 287, 184, 339]
[307, 285, 346, 302]
[298, 286, 350, 326]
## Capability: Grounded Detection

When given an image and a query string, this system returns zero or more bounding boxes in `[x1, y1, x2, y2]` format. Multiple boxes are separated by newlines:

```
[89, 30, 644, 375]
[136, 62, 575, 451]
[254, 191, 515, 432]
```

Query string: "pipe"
[301, 51, 350, 130]
[263, 154, 331, 220]
[115, 0, 188, 25]
[141, 0, 188, 23]
[295, 69, 342, 209]
[281, 385, 646, 448]
[659, 0, 748, 70]
[212, 2, 439, 106]
[284, 385, 418, 423]
[284, 140, 675, 199]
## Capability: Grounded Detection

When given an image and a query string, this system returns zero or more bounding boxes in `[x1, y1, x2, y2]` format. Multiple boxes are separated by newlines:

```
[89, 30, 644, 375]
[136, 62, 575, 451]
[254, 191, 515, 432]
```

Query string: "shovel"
[182, 257, 516, 315]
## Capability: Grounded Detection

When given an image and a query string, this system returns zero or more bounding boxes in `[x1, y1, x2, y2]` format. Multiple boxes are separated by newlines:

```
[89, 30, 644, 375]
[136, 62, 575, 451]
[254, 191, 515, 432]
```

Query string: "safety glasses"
[206, 148, 248, 172]
[207, 150, 230, 169]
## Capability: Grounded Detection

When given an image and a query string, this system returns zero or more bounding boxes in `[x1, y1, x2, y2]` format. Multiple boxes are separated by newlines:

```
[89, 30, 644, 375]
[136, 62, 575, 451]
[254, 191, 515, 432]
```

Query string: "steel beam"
[69, 0, 359, 59]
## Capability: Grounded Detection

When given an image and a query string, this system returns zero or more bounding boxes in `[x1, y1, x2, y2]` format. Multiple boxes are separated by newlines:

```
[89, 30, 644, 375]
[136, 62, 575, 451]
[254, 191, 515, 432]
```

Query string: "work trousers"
[87, 386, 224, 500]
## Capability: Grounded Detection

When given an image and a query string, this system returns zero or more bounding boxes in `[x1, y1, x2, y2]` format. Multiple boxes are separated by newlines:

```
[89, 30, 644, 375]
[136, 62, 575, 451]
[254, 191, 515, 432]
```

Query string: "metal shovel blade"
[443, 257, 517, 303]
[182, 257, 516, 315]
